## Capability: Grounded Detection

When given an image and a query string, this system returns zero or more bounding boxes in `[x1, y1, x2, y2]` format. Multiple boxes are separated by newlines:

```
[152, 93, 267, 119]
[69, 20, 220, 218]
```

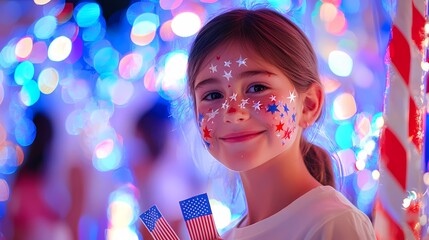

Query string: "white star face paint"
[193, 43, 302, 172]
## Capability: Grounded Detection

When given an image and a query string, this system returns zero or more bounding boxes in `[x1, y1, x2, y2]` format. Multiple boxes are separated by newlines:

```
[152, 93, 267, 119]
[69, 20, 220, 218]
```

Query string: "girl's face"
[193, 43, 302, 172]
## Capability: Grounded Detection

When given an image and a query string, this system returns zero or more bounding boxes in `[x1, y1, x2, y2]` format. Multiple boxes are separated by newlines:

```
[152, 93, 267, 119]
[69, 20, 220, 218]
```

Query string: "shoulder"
[304, 186, 376, 239]
[306, 209, 376, 240]
[222, 186, 376, 240]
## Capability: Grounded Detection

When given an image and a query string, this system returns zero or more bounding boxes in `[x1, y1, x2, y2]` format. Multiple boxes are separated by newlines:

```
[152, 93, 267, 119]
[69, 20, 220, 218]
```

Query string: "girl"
[186, 8, 376, 239]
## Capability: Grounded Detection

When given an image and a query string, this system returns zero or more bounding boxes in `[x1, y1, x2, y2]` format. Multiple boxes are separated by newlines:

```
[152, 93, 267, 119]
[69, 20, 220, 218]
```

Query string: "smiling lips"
[220, 131, 265, 143]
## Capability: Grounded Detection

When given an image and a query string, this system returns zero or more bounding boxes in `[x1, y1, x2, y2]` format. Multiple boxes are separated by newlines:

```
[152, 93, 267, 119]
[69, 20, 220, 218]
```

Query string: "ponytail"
[300, 138, 335, 188]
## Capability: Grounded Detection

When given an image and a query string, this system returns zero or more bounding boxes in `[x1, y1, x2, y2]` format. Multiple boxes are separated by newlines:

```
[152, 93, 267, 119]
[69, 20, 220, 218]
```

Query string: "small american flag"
[179, 193, 221, 240]
[140, 205, 179, 240]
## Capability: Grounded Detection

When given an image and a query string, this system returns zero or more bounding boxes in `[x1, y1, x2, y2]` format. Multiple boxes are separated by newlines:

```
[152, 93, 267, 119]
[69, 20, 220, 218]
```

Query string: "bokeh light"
[93, 47, 119, 74]
[38, 67, 59, 94]
[171, 12, 201, 37]
[28, 41, 48, 63]
[131, 13, 159, 46]
[0, 179, 9, 201]
[34, 16, 57, 39]
[19, 80, 41, 106]
[34, 0, 51, 5]
[14, 118, 36, 147]
[210, 198, 232, 230]
[119, 53, 143, 80]
[110, 79, 134, 106]
[160, 0, 183, 10]
[337, 148, 356, 176]
[14, 61, 34, 85]
[158, 51, 188, 100]
[48, 36, 72, 61]
[328, 50, 353, 77]
[0, 142, 24, 175]
[335, 123, 354, 149]
[333, 93, 357, 120]
[320, 2, 337, 22]
[74, 2, 101, 28]
[15, 37, 33, 60]
[95, 139, 114, 159]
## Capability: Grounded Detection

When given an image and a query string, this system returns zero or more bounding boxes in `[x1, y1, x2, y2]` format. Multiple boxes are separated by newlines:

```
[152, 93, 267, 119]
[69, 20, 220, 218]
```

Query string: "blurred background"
[0, 0, 405, 239]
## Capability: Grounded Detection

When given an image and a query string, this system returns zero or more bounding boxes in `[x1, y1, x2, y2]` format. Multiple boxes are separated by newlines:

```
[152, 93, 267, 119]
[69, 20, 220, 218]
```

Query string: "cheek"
[250, 94, 298, 145]
[196, 106, 221, 148]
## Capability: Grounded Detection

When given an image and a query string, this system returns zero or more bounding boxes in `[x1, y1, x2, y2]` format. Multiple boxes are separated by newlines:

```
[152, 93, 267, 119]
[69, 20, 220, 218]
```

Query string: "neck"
[239, 148, 321, 226]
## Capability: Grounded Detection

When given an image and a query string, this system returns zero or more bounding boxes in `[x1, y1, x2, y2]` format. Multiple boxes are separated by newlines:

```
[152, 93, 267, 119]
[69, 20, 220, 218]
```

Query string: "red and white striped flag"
[140, 205, 180, 240]
[179, 193, 221, 240]
[373, 0, 427, 239]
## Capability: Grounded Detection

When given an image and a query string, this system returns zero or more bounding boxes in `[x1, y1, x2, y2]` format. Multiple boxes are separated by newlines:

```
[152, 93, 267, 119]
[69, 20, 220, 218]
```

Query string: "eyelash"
[247, 84, 268, 93]
[202, 92, 223, 101]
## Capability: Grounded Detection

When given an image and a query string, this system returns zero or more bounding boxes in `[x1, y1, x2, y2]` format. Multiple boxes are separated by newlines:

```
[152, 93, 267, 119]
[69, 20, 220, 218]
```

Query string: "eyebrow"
[194, 70, 276, 90]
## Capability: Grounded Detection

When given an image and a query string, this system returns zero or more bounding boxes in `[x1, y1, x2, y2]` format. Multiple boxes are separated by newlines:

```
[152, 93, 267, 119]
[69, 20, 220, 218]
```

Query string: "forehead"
[200, 42, 261, 67]
[194, 42, 278, 84]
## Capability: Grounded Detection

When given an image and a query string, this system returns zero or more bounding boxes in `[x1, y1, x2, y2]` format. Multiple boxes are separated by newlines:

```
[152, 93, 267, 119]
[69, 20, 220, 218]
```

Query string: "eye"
[203, 92, 223, 101]
[247, 84, 268, 93]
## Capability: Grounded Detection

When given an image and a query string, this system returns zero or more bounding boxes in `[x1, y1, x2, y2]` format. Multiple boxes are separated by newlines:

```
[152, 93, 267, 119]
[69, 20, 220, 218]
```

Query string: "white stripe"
[409, 43, 425, 105]
[394, 0, 412, 42]
[385, 67, 409, 147]
[378, 161, 405, 224]
[378, 161, 415, 239]
[413, 0, 425, 17]
[406, 139, 423, 195]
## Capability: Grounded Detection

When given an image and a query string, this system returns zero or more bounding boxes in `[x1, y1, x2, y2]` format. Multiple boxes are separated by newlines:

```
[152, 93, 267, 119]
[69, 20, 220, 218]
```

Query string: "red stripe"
[159, 218, 178, 240]
[152, 228, 162, 240]
[209, 215, 220, 237]
[390, 26, 411, 85]
[186, 221, 197, 240]
[152, 217, 179, 240]
[412, 2, 425, 52]
[375, 199, 405, 240]
[202, 216, 209, 239]
[408, 97, 424, 154]
[186, 215, 219, 240]
[379, 128, 407, 190]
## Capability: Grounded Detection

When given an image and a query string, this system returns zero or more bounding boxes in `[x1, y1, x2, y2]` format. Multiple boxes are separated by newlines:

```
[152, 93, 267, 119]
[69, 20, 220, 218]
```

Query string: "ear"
[299, 83, 323, 128]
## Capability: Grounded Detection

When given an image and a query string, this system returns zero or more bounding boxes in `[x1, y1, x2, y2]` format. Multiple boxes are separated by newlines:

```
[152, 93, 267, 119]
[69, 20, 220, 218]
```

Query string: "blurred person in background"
[132, 98, 205, 239]
[5, 111, 87, 240]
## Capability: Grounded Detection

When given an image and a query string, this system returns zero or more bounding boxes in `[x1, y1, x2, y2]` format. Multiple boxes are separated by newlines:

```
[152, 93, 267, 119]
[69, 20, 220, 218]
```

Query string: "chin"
[216, 153, 265, 172]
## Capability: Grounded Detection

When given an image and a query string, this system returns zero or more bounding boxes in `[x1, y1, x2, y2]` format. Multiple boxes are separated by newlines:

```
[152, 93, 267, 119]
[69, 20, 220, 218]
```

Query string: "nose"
[223, 104, 250, 123]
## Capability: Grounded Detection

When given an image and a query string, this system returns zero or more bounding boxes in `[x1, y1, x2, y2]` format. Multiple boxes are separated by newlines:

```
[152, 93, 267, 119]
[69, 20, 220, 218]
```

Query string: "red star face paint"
[193, 43, 301, 172]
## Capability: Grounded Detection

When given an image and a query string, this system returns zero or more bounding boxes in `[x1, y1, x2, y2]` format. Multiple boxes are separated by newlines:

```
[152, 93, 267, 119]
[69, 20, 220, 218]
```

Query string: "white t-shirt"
[222, 186, 376, 240]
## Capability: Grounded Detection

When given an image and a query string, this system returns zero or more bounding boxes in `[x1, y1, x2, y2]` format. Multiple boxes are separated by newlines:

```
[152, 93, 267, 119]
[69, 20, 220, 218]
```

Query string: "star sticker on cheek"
[203, 126, 212, 139]
[288, 90, 296, 103]
[292, 113, 296, 122]
[267, 103, 279, 114]
[269, 95, 276, 102]
[224, 60, 232, 67]
[239, 98, 249, 109]
[236, 56, 247, 67]
[283, 104, 289, 114]
[283, 127, 292, 139]
[252, 101, 262, 110]
[221, 100, 229, 109]
[209, 64, 217, 73]
[229, 93, 237, 101]
[275, 121, 284, 132]
[206, 108, 219, 121]
[223, 70, 232, 81]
